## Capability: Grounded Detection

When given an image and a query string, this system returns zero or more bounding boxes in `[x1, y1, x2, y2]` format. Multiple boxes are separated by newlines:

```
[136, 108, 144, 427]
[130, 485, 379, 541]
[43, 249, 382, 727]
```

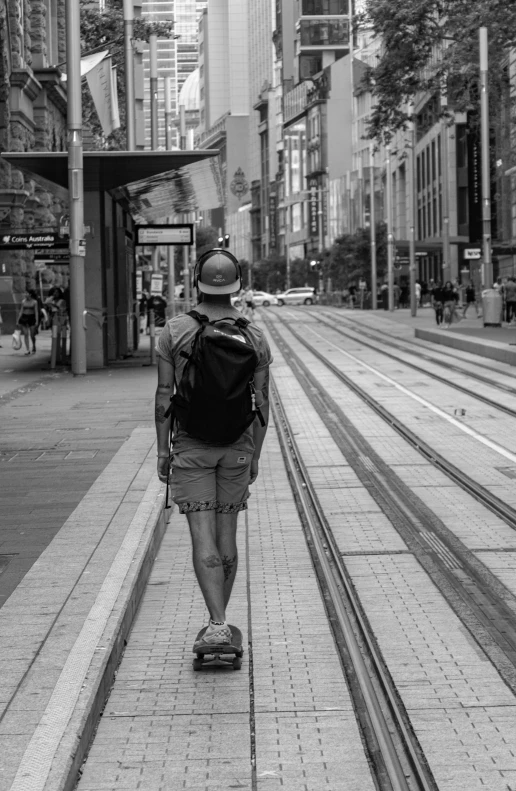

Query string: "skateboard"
[192, 624, 244, 671]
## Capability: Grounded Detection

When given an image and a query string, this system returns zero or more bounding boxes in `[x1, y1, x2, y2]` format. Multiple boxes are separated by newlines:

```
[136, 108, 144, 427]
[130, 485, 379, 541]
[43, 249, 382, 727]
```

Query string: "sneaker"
[194, 623, 232, 649]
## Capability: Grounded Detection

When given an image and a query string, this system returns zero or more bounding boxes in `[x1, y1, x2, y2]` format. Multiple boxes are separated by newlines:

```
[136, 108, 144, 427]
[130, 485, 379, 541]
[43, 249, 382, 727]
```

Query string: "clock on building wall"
[230, 167, 249, 199]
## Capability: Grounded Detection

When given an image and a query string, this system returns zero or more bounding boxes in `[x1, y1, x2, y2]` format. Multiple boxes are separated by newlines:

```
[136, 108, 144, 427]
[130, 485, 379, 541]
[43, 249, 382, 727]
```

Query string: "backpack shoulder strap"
[187, 310, 210, 324]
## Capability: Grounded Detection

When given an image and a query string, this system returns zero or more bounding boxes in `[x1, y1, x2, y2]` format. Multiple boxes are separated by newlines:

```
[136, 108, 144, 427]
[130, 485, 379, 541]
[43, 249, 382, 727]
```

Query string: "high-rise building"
[140, 0, 207, 149]
[196, 0, 251, 238]
[275, 0, 352, 267]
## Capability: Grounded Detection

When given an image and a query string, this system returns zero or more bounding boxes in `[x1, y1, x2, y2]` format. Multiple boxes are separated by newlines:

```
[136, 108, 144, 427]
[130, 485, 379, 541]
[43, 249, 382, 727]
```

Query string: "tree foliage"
[80, 0, 175, 149]
[360, 0, 516, 144]
[327, 224, 387, 289]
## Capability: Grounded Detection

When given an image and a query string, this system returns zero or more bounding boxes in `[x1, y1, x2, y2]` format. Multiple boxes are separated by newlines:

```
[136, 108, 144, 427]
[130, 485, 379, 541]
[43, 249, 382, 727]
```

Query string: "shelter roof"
[1, 149, 223, 221]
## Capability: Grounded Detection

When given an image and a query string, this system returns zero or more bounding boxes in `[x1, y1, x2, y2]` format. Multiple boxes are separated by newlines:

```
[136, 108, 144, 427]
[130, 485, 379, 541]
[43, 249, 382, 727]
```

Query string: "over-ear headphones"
[194, 248, 242, 289]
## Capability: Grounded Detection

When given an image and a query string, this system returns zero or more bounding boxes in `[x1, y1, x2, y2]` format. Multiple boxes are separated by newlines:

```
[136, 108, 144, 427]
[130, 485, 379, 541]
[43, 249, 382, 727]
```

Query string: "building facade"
[140, 0, 207, 149]
[0, 0, 69, 330]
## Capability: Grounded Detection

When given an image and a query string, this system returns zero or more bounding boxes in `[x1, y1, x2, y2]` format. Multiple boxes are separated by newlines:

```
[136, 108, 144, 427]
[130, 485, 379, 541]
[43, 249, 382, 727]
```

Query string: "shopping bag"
[12, 329, 22, 350]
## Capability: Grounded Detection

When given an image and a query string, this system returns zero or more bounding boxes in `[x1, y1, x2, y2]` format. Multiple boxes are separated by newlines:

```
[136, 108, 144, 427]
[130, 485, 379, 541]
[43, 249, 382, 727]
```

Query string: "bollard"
[50, 313, 59, 370]
[149, 308, 156, 365]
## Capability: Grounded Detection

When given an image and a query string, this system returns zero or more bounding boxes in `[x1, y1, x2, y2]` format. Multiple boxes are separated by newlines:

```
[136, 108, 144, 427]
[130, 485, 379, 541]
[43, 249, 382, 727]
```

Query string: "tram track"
[307, 307, 516, 415]
[263, 311, 516, 696]
[317, 306, 516, 388]
[270, 378, 436, 791]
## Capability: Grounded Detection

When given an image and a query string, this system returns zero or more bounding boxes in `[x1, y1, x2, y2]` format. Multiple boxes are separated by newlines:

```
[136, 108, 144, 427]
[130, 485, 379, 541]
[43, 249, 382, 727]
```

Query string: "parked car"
[231, 290, 279, 308]
[276, 287, 317, 306]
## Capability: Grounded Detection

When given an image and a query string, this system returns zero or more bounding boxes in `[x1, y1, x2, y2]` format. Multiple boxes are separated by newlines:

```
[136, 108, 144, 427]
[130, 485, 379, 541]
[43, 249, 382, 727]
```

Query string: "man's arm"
[155, 356, 174, 482]
[250, 366, 270, 484]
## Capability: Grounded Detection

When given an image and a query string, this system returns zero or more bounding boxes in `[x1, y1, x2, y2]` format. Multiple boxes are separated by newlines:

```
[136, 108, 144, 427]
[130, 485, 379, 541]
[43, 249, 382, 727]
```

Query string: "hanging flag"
[60, 50, 109, 81]
[86, 56, 121, 136]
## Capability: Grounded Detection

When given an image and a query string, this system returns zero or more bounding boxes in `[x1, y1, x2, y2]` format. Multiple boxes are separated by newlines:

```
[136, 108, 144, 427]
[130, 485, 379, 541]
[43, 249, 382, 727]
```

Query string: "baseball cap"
[196, 249, 241, 295]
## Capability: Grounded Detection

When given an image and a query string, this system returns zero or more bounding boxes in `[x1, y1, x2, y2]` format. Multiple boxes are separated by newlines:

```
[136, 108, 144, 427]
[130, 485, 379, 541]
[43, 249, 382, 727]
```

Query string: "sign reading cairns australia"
[0, 233, 68, 250]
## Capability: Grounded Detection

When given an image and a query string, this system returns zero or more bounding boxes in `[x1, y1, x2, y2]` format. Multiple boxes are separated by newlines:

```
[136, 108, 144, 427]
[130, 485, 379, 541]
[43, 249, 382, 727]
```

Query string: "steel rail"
[310, 309, 516, 414]
[270, 381, 435, 791]
[271, 311, 516, 531]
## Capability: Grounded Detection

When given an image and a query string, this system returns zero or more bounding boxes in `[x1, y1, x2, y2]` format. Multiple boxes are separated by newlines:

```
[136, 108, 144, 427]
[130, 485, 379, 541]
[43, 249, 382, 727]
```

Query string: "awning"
[1, 150, 223, 221]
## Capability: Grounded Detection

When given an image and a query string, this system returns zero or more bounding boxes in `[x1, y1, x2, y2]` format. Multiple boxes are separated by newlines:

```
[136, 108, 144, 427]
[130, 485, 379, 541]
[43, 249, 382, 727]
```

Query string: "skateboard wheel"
[193, 658, 203, 671]
[233, 657, 242, 670]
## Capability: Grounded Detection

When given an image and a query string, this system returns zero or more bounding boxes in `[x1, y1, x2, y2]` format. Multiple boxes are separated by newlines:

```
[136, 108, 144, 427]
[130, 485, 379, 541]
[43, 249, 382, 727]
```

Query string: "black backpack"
[166, 310, 265, 445]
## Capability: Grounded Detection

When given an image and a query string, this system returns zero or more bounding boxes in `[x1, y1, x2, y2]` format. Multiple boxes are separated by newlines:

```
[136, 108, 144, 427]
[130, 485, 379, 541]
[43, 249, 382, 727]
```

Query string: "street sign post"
[136, 224, 194, 246]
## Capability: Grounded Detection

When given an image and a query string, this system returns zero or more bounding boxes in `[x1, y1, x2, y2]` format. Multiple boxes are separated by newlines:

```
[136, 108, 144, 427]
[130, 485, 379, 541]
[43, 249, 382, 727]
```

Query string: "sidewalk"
[0, 334, 168, 791]
[0, 334, 157, 607]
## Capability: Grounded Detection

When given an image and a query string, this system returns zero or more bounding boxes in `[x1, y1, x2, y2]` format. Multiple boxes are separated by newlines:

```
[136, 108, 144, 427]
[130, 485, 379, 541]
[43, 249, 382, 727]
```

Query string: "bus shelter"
[1, 150, 221, 367]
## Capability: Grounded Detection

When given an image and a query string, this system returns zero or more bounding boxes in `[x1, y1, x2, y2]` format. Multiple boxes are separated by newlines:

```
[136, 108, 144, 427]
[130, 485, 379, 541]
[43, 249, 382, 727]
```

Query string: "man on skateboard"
[155, 248, 271, 653]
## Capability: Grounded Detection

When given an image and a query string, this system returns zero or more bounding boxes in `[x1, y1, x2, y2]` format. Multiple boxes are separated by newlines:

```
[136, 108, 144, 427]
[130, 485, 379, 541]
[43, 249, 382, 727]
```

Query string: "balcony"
[298, 18, 350, 51]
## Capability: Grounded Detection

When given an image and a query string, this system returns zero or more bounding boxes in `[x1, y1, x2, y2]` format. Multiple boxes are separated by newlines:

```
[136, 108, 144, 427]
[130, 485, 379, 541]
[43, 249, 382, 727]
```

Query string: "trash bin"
[381, 288, 389, 310]
[482, 289, 503, 326]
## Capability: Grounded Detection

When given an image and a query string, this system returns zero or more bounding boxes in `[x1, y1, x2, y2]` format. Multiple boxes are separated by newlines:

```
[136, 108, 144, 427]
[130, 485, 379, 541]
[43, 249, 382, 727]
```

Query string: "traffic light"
[218, 234, 230, 248]
[310, 259, 322, 271]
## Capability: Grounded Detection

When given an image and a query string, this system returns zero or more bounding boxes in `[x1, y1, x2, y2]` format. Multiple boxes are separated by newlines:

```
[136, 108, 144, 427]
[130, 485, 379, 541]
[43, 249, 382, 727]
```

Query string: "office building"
[140, 0, 207, 148]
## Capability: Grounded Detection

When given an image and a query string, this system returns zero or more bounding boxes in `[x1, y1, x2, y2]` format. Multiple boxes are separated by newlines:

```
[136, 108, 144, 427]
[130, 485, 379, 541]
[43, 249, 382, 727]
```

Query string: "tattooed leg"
[187, 510, 226, 623]
[216, 513, 239, 607]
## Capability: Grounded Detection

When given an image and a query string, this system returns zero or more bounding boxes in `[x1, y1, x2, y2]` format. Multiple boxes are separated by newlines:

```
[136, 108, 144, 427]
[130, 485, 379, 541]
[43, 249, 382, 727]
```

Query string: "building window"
[299, 54, 322, 80]
[302, 0, 348, 14]
[299, 19, 349, 47]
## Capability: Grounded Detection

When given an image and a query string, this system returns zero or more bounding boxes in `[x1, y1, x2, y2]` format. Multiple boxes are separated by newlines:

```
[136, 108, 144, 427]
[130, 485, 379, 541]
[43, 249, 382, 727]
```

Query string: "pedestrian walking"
[415, 280, 421, 307]
[504, 277, 516, 323]
[462, 283, 480, 319]
[17, 289, 39, 354]
[431, 282, 444, 326]
[393, 282, 400, 309]
[243, 287, 255, 319]
[442, 280, 460, 327]
[155, 248, 272, 650]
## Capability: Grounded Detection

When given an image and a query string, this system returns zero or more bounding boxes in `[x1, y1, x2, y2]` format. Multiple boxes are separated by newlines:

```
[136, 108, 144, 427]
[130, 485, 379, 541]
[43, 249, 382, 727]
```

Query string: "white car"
[276, 287, 317, 306]
[231, 291, 279, 308]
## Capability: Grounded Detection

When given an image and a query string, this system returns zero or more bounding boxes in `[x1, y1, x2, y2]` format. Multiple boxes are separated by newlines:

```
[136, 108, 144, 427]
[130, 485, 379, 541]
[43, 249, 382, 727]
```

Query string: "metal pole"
[385, 146, 394, 311]
[149, 308, 156, 364]
[66, 0, 86, 375]
[480, 27, 492, 288]
[370, 145, 377, 309]
[123, 0, 135, 150]
[183, 212, 191, 310]
[318, 185, 323, 253]
[179, 104, 186, 151]
[441, 92, 451, 284]
[150, 34, 158, 149]
[165, 76, 173, 150]
[285, 227, 291, 289]
[409, 121, 417, 316]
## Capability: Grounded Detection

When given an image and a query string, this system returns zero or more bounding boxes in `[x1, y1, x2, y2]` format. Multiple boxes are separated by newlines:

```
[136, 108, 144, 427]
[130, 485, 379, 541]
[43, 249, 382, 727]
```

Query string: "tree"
[360, 0, 516, 145]
[80, 0, 175, 149]
[195, 225, 220, 257]
[328, 225, 387, 290]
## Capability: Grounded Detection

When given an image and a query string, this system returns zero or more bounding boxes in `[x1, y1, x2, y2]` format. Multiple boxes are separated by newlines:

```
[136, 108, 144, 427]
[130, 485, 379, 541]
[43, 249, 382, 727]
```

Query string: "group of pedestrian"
[494, 276, 516, 323]
[430, 281, 462, 327]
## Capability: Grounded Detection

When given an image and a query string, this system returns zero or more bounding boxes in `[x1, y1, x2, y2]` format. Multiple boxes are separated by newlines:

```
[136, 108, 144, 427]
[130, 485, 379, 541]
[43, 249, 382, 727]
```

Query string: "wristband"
[157, 452, 169, 458]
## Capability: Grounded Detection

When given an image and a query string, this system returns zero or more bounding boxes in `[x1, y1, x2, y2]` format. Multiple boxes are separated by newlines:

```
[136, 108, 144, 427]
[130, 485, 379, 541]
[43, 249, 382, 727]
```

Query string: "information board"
[136, 224, 193, 246]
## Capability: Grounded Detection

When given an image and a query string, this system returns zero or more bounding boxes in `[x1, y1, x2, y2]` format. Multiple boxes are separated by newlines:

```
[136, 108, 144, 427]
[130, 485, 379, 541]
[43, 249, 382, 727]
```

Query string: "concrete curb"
[415, 327, 516, 366]
[55, 489, 169, 791]
[0, 428, 169, 791]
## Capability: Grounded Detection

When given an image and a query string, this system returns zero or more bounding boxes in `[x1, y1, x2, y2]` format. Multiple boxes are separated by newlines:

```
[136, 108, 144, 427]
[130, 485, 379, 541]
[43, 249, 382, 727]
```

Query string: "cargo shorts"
[170, 445, 252, 514]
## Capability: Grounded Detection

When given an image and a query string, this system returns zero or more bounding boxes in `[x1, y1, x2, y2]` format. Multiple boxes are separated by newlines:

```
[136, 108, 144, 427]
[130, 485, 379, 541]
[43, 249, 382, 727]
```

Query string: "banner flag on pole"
[86, 56, 121, 136]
